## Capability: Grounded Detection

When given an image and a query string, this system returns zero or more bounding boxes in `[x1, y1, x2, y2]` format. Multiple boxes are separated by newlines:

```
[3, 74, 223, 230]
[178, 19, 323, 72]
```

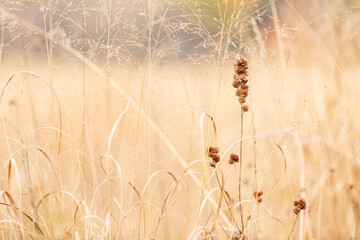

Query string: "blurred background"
[0, 0, 359, 239]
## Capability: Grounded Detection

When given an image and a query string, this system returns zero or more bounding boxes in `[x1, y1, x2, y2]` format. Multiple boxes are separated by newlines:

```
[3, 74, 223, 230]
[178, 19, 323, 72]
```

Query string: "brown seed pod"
[241, 76, 249, 82]
[293, 197, 307, 214]
[232, 57, 250, 115]
[234, 58, 248, 70]
[238, 97, 246, 104]
[294, 197, 306, 210]
[236, 69, 246, 75]
[240, 88, 248, 96]
[212, 154, 220, 163]
[208, 151, 218, 158]
[293, 206, 301, 215]
[208, 146, 219, 154]
[231, 230, 247, 240]
[230, 153, 239, 162]
[242, 105, 249, 112]
[298, 198, 306, 210]
[232, 80, 241, 88]
[241, 84, 249, 90]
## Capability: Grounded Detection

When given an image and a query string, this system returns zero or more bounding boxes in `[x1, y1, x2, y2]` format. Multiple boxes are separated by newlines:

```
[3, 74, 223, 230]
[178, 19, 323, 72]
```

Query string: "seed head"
[231, 230, 247, 240]
[232, 57, 250, 112]
[240, 89, 248, 97]
[293, 206, 301, 215]
[212, 154, 220, 163]
[242, 105, 249, 112]
[241, 78, 248, 85]
[234, 58, 248, 73]
[208, 146, 219, 154]
[298, 198, 306, 210]
[208, 151, 218, 158]
[230, 153, 239, 162]
[293, 197, 307, 214]
[238, 97, 246, 104]
[232, 80, 241, 88]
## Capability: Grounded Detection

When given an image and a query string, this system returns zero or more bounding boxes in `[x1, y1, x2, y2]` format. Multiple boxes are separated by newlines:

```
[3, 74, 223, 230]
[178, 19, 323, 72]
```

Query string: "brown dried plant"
[232, 57, 250, 230]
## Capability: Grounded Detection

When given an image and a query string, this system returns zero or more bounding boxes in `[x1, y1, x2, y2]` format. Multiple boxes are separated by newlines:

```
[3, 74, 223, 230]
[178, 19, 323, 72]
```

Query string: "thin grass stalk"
[239, 108, 244, 230]
[39, 0, 60, 155]
[270, 0, 285, 75]
[248, 59, 260, 238]
[0, 9, 3, 66]
[287, 215, 299, 240]
[233, 57, 250, 233]
[194, 0, 231, 233]
[146, 2, 153, 238]
[131, 67, 147, 240]
[0, 90, 13, 240]
[215, 171, 240, 232]
[105, 0, 112, 132]
[81, 0, 86, 200]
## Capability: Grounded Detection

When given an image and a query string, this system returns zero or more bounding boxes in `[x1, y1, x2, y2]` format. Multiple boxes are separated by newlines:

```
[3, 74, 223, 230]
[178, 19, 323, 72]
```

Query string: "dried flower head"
[293, 206, 301, 215]
[208, 151, 218, 159]
[240, 89, 248, 97]
[242, 105, 249, 112]
[212, 154, 220, 163]
[298, 198, 306, 210]
[234, 58, 248, 73]
[232, 79, 241, 88]
[207, 146, 221, 166]
[253, 190, 264, 203]
[231, 230, 247, 240]
[238, 97, 246, 104]
[233, 57, 250, 112]
[230, 153, 239, 162]
[235, 89, 242, 97]
[208, 146, 219, 154]
[293, 197, 307, 214]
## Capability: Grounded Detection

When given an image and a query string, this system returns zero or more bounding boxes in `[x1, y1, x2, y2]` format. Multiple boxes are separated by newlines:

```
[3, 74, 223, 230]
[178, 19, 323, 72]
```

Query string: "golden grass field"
[0, 0, 359, 239]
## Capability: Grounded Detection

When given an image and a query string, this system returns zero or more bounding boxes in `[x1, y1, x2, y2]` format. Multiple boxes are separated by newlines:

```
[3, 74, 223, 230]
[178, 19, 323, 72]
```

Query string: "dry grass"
[0, 0, 359, 239]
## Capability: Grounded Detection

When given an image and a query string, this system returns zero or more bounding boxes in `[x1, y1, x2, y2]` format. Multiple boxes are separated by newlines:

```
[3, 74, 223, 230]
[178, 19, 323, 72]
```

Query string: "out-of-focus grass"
[0, 0, 359, 239]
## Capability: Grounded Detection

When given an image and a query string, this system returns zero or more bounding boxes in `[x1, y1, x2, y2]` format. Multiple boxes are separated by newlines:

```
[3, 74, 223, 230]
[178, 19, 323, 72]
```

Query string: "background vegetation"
[0, 0, 359, 239]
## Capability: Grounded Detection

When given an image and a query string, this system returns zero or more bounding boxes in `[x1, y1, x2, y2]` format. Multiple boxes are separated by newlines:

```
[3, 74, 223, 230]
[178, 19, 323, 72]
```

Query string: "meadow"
[0, 0, 359, 239]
